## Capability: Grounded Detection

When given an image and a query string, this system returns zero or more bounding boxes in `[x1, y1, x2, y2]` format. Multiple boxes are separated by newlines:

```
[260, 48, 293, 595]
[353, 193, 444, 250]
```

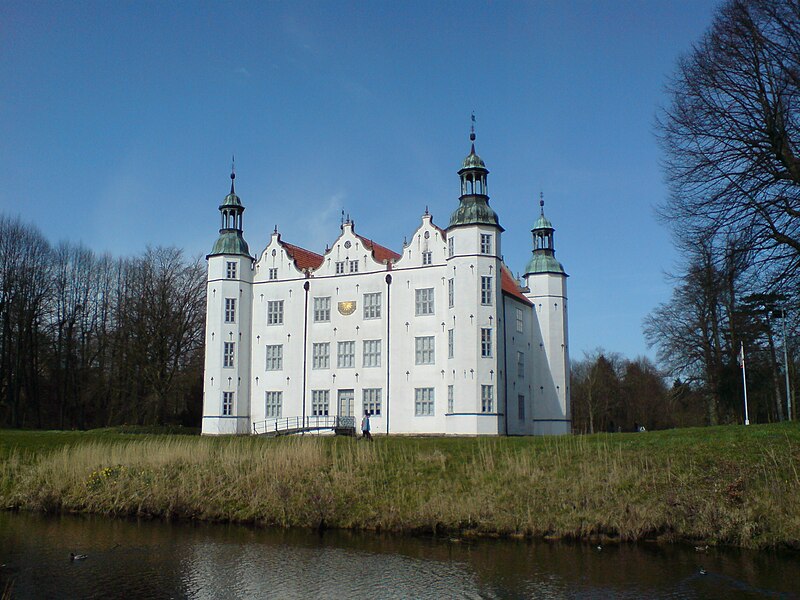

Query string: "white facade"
[202, 139, 571, 436]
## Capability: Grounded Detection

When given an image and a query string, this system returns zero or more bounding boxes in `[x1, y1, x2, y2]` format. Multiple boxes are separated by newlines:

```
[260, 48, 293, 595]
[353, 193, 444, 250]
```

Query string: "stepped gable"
[501, 264, 532, 306]
[355, 234, 401, 263]
[282, 241, 324, 271]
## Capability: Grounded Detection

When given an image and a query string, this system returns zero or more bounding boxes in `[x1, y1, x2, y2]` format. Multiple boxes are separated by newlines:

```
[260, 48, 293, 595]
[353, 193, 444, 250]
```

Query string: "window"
[312, 342, 330, 369]
[224, 298, 236, 323]
[226, 261, 237, 279]
[448, 385, 454, 413]
[312, 390, 329, 416]
[481, 385, 494, 413]
[422, 251, 432, 265]
[268, 268, 278, 280]
[415, 288, 434, 316]
[518, 394, 525, 420]
[448, 236, 454, 257]
[415, 336, 435, 365]
[481, 276, 493, 305]
[415, 387, 434, 416]
[267, 300, 284, 325]
[363, 292, 381, 319]
[363, 339, 381, 367]
[480, 234, 492, 255]
[448, 329, 454, 359]
[314, 296, 331, 322]
[265, 391, 282, 418]
[481, 328, 492, 358]
[338, 340, 355, 368]
[266, 345, 283, 371]
[517, 351, 524, 379]
[222, 391, 234, 416]
[363, 388, 382, 416]
[223, 342, 235, 367]
[335, 261, 345, 274]
[448, 278, 454, 308]
[516, 308, 524, 333]
[349, 260, 359, 273]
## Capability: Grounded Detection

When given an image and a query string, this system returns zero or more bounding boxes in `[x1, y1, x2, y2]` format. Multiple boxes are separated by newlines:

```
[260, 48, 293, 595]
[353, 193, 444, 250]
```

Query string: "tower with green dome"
[523, 195, 570, 435]
[202, 168, 254, 435]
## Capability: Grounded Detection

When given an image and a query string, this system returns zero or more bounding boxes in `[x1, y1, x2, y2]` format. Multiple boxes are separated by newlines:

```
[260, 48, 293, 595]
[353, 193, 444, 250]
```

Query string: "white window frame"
[481, 276, 493, 305]
[265, 391, 282, 418]
[517, 351, 524, 379]
[516, 307, 524, 333]
[223, 342, 235, 368]
[363, 339, 381, 368]
[349, 260, 359, 273]
[481, 328, 492, 358]
[448, 236, 454, 257]
[415, 387, 434, 416]
[312, 342, 330, 369]
[313, 296, 331, 322]
[266, 344, 283, 371]
[363, 292, 381, 319]
[480, 233, 492, 255]
[415, 288, 434, 316]
[448, 278, 454, 308]
[268, 267, 278, 280]
[226, 261, 237, 279]
[312, 390, 330, 416]
[222, 391, 234, 415]
[338, 340, 355, 368]
[415, 336, 435, 365]
[224, 298, 236, 323]
[267, 300, 284, 325]
[448, 385, 454, 413]
[481, 385, 494, 413]
[448, 329, 454, 359]
[363, 388, 382, 416]
[422, 251, 432, 265]
[335, 261, 345, 274]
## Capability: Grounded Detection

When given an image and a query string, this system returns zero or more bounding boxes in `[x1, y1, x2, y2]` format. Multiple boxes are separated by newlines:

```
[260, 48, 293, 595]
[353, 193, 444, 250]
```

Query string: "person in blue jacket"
[361, 411, 372, 441]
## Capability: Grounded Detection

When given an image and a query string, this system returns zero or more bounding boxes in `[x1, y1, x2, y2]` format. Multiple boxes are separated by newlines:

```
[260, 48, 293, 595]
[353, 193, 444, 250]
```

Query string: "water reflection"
[0, 512, 797, 599]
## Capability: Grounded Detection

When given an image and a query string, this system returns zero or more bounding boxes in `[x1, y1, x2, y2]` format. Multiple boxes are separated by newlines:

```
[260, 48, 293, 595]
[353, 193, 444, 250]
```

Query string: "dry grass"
[2, 424, 799, 549]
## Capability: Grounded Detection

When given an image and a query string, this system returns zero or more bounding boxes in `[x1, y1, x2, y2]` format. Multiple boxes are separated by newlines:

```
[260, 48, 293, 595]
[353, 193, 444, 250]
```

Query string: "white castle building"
[201, 132, 570, 436]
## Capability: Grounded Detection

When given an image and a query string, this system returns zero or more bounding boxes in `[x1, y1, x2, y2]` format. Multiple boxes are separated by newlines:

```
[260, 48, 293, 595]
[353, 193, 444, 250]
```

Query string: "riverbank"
[1, 424, 799, 549]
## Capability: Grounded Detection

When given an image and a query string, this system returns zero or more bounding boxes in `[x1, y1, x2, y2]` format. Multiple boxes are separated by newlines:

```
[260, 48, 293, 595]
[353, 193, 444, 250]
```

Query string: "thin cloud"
[234, 66, 251, 78]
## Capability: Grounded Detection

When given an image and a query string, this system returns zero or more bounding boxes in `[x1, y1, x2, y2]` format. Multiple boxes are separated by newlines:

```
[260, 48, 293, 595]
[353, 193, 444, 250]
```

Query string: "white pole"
[740, 341, 750, 426]
[783, 307, 792, 421]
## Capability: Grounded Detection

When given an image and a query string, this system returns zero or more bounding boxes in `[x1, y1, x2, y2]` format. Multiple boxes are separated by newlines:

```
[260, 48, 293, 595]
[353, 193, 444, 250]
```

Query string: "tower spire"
[470, 112, 476, 151]
[230, 154, 236, 194]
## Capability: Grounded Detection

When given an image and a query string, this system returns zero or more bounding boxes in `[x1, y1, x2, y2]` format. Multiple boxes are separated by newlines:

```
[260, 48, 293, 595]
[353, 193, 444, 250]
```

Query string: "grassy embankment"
[1, 423, 799, 549]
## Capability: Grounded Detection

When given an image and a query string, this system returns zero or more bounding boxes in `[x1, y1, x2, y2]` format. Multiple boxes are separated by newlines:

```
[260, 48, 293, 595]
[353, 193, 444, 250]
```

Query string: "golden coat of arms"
[338, 301, 356, 316]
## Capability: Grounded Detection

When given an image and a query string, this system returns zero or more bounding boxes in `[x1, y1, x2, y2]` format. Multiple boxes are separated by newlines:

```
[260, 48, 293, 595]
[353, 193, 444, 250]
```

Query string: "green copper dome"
[533, 212, 553, 230]
[449, 196, 501, 228]
[210, 231, 250, 257]
[461, 146, 486, 170]
[220, 190, 242, 208]
[525, 252, 566, 275]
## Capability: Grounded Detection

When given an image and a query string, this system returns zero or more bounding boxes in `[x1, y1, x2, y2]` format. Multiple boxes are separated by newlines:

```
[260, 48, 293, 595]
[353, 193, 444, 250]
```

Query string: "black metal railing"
[252, 415, 356, 436]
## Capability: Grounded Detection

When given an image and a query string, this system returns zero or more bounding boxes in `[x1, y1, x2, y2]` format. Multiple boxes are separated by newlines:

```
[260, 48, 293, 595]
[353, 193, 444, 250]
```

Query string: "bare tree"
[658, 0, 800, 280]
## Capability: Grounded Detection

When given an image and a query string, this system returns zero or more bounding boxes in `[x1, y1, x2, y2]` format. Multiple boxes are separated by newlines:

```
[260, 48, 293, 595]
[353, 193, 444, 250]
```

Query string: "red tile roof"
[355, 234, 401, 263]
[501, 264, 532, 306]
[282, 241, 324, 271]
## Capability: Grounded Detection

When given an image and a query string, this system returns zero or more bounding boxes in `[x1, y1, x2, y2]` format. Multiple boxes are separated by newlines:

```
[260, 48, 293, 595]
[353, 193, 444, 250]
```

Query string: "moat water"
[0, 511, 798, 599]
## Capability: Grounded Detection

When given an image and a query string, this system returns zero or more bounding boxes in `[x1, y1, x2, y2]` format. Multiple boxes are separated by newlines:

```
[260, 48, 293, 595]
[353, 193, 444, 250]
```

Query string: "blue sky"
[1, 0, 718, 361]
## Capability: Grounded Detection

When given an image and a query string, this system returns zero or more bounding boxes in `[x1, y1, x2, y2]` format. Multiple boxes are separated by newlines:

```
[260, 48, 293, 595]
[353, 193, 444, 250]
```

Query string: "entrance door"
[338, 389, 354, 417]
